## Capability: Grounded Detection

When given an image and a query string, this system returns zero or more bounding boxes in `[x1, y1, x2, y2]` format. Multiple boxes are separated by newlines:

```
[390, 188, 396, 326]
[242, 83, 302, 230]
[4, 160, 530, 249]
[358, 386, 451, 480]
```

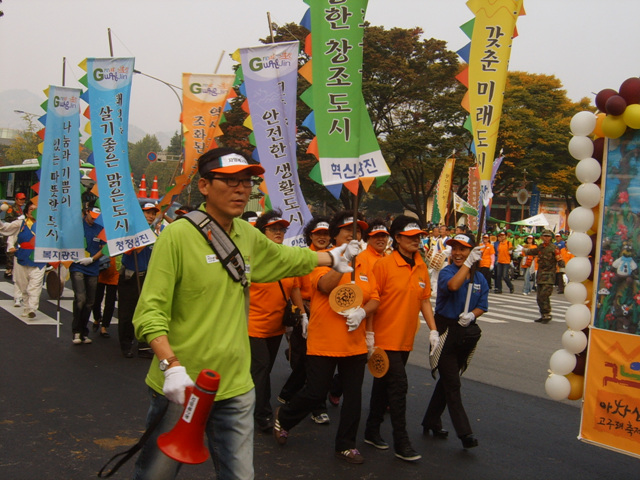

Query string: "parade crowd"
[0, 147, 572, 480]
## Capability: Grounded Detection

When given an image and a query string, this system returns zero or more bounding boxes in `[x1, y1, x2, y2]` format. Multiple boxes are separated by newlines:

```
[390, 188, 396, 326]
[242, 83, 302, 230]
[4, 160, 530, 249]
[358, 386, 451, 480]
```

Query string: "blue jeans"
[134, 387, 255, 480]
[523, 265, 534, 294]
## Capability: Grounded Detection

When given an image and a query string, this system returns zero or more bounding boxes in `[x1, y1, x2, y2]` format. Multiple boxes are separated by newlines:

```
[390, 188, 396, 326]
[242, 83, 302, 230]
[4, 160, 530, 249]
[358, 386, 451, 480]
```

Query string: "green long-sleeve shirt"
[133, 209, 317, 401]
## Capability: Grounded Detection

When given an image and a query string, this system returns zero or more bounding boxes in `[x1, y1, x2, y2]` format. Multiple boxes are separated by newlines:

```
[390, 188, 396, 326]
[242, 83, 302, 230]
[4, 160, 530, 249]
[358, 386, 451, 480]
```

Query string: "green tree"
[4, 114, 40, 165]
[128, 134, 162, 181]
[166, 131, 182, 156]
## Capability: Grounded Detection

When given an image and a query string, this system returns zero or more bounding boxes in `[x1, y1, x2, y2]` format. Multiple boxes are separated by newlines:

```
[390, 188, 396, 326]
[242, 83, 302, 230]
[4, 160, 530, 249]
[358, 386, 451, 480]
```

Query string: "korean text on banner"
[182, 73, 235, 181]
[467, 0, 523, 202]
[240, 41, 311, 247]
[432, 157, 455, 224]
[35, 86, 85, 263]
[308, 0, 390, 186]
[85, 58, 155, 254]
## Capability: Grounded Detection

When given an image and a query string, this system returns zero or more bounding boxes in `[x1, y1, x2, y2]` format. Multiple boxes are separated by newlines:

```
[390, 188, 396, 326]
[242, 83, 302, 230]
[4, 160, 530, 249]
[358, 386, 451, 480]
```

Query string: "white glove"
[329, 244, 353, 274]
[339, 306, 366, 332]
[163, 365, 195, 405]
[489, 264, 494, 271]
[429, 330, 440, 356]
[301, 313, 309, 339]
[76, 257, 94, 266]
[366, 331, 375, 358]
[463, 246, 484, 268]
[343, 240, 360, 263]
[458, 311, 476, 327]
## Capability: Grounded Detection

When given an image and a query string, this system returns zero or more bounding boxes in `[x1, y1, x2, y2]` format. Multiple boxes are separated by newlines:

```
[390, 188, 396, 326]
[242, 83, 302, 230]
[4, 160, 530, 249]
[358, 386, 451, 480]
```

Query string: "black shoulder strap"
[181, 210, 248, 288]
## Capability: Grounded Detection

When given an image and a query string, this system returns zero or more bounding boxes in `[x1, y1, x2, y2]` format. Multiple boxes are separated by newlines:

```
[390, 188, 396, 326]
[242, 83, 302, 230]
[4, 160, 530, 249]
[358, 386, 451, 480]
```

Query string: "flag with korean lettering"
[456, 0, 524, 205]
[240, 42, 312, 246]
[81, 58, 155, 254]
[301, 0, 390, 195]
[34, 86, 85, 263]
[431, 157, 454, 224]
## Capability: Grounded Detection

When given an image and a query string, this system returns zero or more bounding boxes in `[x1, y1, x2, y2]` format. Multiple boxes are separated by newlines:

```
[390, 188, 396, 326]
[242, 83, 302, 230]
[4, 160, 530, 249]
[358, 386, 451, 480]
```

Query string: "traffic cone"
[138, 174, 148, 198]
[150, 176, 159, 199]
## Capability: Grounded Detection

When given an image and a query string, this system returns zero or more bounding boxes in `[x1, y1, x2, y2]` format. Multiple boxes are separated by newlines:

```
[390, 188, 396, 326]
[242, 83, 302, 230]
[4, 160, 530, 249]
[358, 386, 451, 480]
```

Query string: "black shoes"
[535, 316, 552, 324]
[394, 443, 421, 462]
[509, 288, 515, 294]
[364, 431, 389, 450]
[461, 434, 478, 449]
[423, 426, 449, 439]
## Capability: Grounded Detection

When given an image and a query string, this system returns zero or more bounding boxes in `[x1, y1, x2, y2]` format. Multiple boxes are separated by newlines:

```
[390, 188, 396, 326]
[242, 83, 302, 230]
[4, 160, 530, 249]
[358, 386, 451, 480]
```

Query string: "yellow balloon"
[593, 112, 606, 138]
[622, 104, 640, 129]
[566, 373, 585, 400]
[602, 114, 627, 138]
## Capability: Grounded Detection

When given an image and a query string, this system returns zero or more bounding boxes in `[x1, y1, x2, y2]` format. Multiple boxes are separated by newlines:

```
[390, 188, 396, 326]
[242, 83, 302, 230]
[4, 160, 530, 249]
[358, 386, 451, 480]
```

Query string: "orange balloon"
[593, 112, 606, 138]
[566, 373, 585, 400]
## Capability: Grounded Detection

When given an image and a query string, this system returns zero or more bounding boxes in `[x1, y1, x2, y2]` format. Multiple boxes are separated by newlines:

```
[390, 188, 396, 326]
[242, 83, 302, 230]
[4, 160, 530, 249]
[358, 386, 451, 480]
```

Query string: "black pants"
[279, 354, 366, 451]
[279, 327, 327, 416]
[92, 282, 117, 328]
[479, 266, 492, 289]
[118, 272, 145, 353]
[249, 335, 282, 425]
[422, 322, 481, 438]
[365, 350, 411, 447]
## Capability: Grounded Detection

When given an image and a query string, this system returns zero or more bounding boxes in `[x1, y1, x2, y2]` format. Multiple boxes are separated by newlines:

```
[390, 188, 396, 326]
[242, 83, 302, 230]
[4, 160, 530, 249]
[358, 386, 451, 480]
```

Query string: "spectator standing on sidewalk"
[521, 235, 536, 295]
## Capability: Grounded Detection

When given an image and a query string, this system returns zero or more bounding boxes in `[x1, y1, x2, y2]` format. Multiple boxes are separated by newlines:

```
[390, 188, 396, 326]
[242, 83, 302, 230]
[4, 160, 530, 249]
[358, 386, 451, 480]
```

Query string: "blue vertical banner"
[35, 86, 85, 262]
[239, 42, 312, 246]
[529, 184, 540, 216]
[83, 58, 154, 253]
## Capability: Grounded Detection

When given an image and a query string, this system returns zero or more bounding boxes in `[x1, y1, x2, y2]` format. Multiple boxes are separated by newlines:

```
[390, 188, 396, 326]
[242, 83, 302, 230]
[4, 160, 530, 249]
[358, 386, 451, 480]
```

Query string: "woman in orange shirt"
[278, 216, 332, 425]
[364, 216, 438, 462]
[91, 256, 119, 338]
[274, 211, 379, 464]
[359, 219, 390, 267]
[249, 210, 302, 432]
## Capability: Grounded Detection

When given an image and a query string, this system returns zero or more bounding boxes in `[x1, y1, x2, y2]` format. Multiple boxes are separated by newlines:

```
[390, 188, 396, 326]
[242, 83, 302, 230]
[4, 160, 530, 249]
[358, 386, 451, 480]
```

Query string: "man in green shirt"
[132, 148, 356, 480]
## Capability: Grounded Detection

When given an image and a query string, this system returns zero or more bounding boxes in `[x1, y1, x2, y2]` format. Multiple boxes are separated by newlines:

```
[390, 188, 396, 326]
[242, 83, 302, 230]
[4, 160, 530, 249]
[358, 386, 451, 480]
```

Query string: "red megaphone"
[157, 369, 221, 464]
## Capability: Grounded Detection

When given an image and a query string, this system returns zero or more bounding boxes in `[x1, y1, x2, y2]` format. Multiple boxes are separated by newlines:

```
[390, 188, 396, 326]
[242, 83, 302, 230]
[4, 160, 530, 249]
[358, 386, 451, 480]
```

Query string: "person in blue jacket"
[69, 206, 105, 345]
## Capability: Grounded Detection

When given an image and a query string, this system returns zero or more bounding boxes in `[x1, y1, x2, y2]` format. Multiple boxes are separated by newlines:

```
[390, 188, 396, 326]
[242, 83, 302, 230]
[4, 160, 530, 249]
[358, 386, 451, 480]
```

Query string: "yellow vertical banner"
[466, 0, 523, 203]
[432, 157, 455, 224]
[181, 73, 235, 180]
[580, 328, 640, 458]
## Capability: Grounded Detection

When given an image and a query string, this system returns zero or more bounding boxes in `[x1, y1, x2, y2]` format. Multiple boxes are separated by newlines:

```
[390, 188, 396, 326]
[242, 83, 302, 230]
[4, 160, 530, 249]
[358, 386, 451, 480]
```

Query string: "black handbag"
[278, 281, 302, 327]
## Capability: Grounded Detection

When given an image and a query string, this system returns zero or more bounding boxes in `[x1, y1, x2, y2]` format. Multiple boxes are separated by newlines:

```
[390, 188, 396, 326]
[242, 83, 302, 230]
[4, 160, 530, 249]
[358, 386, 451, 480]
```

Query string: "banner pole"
[56, 263, 61, 338]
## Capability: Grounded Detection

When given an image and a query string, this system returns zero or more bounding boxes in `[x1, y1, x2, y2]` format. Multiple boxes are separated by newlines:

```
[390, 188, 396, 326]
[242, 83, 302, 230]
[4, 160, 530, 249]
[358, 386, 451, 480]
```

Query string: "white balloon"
[565, 303, 592, 330]
[575, 157, 602, 183]
[566, 232, 592, 257]
[0, 203, 8, 212]
[570, 111, 597, 136]
[565, 257, 592, 283]
[564, 282, 587, 304]
[549, 349, 577, 375]
[576, 183, 601, 209]
[562, 329, 588, 354]
[568, 136, 594, 160]
[568, 207, 595, 233]
[545, 373, 572, 401]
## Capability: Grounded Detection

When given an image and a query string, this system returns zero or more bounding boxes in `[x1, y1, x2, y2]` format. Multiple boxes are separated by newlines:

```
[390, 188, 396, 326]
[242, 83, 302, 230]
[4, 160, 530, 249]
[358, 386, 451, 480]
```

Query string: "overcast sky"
[1, 0, 639, 136]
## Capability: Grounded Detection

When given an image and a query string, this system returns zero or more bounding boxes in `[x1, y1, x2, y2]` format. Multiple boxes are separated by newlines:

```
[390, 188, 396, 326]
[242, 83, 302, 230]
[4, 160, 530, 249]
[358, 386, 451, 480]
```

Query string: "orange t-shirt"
[98, 257, 119, 285]
[372, 251, 431, 351]
[306, 256, 379, 357]
[496, 240, 513, 264]
[479, 243, 495, 268]
[248, 276, 300, 338]
[359, 244, 386, 269]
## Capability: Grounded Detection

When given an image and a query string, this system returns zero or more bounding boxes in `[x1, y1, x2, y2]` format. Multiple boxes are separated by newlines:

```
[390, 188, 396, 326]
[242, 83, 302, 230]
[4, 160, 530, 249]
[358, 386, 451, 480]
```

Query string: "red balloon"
[573, 352, 587, 376]
[619, 77, 640, 104]
[592, 137, 605, 162]
[605, 95, 627, 116]
[595, 88, 618, 113]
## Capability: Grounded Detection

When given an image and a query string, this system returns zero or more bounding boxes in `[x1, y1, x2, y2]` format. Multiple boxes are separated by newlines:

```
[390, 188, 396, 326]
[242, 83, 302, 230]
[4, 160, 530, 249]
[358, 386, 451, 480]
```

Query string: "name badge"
[419, 281, 426, 289]
[359, 274, 368, 282]
[206, 254, 219, 264]
[473, 283, 481, 292]
[93, 237, 101, 243]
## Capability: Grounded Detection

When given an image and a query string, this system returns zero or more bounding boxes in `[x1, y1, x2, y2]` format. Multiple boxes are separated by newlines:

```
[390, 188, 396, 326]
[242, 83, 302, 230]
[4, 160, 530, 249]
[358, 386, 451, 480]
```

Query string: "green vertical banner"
[306, 0, 390, 190]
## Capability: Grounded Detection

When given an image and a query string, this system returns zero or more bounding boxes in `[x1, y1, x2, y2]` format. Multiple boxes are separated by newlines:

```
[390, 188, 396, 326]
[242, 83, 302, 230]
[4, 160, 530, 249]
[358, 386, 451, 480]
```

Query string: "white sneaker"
[72, 333, 82, 345]
[14, 300, 21, 308]
[82, 337, 92, 344]
[311, 413, 330, 424]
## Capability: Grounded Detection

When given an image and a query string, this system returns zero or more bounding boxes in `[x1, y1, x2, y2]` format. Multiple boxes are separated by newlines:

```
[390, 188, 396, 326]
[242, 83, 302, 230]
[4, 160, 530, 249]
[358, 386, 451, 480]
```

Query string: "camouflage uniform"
[525, 234, 564, 323]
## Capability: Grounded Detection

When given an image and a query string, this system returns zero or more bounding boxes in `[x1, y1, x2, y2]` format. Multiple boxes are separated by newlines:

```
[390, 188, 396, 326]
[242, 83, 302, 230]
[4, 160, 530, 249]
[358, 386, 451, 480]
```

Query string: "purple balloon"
[605, 95, 627, 116]
[619, 77, 640, 105]
[595, 88, 618, 113]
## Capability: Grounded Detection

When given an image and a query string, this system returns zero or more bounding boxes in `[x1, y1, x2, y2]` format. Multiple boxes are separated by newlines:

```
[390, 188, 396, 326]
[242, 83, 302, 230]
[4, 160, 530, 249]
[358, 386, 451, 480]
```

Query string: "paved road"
[1, 274, 638, 479]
